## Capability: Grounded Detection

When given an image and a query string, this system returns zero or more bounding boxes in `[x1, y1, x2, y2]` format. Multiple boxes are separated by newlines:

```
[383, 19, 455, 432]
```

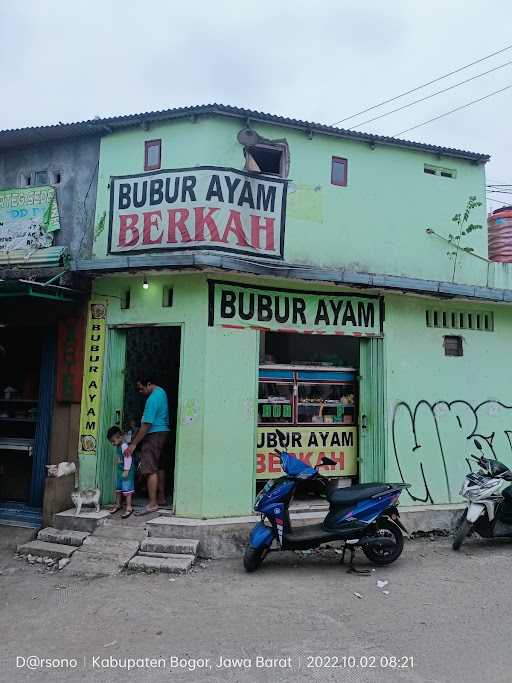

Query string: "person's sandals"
[121, 508, 133, 519]
[108, 505, 122, 514]
[135, 506, 159, 516]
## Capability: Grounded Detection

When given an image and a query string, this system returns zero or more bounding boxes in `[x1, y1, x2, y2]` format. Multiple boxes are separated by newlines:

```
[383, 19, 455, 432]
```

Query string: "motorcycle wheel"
[243, 545, 268, 572]
[362, 519, 404, 566]
[452, 519, 472, 551]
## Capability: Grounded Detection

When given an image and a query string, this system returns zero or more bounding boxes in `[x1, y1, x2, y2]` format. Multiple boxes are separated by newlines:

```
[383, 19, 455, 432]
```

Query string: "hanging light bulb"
[143, 276, 149, 290]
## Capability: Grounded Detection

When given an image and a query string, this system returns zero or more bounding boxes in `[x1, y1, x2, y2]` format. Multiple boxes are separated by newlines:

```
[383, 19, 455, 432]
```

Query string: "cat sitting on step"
[71, 488, 100, 516]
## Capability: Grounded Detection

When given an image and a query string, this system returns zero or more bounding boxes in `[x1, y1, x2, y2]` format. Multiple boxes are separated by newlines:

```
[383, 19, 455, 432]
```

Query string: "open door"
[97, 328, 126, 505]
[359, 337, 386, 482]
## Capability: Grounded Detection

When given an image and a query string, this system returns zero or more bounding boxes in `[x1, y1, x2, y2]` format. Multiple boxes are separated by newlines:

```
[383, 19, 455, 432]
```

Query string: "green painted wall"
[92, 115, 489, 286]
[384, 294, 512, 505]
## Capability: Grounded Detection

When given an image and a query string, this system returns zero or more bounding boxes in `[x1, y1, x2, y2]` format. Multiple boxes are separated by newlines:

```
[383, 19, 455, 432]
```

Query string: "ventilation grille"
[426, 309, 493, 332]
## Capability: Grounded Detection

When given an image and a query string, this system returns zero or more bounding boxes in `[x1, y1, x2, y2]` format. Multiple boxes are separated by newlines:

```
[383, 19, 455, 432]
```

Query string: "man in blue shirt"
[125, 376, 170, 514]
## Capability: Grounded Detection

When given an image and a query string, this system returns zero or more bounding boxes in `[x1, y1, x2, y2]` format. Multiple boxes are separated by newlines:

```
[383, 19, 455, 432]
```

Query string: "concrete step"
[140, 537, 199, 555]
[93, 523, 147, 543]
[80, 535, 140, 560]
[62, 555, 124, 578]
[37, 527, 89, 547]
[127, 554, 195, 574]
[54, 509, 110, 533]
[17, 540, 77, 560]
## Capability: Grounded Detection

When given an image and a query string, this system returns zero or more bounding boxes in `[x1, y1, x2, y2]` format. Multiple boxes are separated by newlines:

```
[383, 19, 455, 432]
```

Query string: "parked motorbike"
[244, 431, 410, 572]
[453, 452, 512, 550]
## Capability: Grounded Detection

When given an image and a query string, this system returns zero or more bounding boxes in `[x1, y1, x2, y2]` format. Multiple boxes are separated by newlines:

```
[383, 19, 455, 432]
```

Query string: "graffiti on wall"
[392, 400, 512, 503]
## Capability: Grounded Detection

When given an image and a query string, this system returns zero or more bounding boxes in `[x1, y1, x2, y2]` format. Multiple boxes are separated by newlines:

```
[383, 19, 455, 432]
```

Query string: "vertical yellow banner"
[78, 299, 107, 457]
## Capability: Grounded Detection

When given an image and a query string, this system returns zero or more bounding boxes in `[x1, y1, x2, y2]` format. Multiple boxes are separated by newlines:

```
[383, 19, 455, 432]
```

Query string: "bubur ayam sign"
[108, 166, 287, 259]
[208, 281, 383, 336]
[257, 427, 358, 479]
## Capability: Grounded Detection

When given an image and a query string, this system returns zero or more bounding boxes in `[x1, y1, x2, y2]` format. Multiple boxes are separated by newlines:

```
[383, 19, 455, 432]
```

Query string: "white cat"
[71, 488, 100, 516]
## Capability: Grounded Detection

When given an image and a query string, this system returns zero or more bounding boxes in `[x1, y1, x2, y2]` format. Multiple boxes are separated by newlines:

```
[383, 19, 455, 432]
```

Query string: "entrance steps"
[127, 536, 199, 574]
[17, 508, 199, 576]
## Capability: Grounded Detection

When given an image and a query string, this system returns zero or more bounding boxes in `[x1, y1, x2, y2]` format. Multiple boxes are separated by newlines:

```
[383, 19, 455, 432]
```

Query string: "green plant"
[428, 196, 482, 282]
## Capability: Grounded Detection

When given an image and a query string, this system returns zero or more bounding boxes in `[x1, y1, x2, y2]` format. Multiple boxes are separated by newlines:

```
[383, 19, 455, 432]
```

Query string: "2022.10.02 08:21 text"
[305, 655, 414, 669]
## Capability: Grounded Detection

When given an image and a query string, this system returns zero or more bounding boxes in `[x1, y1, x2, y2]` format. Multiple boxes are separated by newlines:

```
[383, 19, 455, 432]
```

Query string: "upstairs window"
[331, 156, 348, 186]
[144, 139, 162, 171]
[34, 170, 49, 186]
[244, 144, 288, 177]
[424, 164, 456, 179]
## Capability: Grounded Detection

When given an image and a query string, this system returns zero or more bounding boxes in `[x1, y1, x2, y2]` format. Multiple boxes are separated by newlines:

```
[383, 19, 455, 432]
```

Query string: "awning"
[0, 246, 68, 268]
[0, 279, 82, 303]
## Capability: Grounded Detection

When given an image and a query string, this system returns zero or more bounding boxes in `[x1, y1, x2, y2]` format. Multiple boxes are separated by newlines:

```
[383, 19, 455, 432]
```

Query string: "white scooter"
[453, 452, 512, 550]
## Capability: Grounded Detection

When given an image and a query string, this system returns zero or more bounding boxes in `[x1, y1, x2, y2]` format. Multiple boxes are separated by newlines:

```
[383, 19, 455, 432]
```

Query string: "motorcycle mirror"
[275, 428, 288, 448]
[319, 456, 337, 467]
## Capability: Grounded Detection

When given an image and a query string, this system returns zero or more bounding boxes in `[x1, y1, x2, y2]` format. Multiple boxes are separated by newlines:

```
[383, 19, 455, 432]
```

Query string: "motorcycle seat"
[328, 483, 393, 507]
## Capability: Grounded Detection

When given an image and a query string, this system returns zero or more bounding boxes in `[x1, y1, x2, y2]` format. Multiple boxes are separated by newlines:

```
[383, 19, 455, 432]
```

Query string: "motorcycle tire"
[243, 545, 268, 572]
[362, 519, 404, 566]
[452, 519, 472, 551]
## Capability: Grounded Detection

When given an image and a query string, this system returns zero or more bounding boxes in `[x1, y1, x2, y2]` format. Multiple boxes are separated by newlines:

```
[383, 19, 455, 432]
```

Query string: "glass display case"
[258, 367, 357, 426]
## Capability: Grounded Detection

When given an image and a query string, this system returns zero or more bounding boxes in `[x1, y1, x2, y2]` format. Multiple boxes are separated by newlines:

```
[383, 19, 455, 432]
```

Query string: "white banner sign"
[0, 186, 60, 252]
[108, 166, 287, 259]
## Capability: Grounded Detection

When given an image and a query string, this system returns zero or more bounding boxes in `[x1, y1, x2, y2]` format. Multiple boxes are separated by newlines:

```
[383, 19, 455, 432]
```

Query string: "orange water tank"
[488, 207, 512, 262]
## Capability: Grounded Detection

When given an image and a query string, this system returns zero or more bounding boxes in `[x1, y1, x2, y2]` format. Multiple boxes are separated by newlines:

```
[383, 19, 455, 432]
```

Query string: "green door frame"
[96, 327, 126, 505]
[359, 337, 386, 482]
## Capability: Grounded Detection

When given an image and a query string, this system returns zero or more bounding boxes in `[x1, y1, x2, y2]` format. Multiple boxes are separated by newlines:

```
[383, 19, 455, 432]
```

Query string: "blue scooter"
[244, 432, 410, 572]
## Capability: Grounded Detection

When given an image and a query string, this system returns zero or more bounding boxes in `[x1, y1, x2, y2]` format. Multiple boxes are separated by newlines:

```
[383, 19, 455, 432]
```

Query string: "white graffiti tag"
[392, 401, 512, 504]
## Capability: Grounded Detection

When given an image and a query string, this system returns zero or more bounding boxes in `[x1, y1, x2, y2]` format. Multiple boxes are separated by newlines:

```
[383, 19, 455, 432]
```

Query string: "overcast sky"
[1, 1, 511, 209]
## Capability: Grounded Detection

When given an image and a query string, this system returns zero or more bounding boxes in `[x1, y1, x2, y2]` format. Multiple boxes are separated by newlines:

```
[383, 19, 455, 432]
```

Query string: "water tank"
[488, 207, 512, 262]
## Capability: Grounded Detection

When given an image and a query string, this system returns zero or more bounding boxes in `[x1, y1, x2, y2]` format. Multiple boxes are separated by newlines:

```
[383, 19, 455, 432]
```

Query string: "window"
[244, 144, 288, 177]
[162, 286, 173, 308]
[424, 164, 456, 179]
[331, 156, 348, 186]
[18, 173, 31, 187]
[52, 171, 62, 185]
[144, 139, 162, 171]
[34, 171, 49, 186]
[426, 308, 493, 332]
[444, 336, 463, 357]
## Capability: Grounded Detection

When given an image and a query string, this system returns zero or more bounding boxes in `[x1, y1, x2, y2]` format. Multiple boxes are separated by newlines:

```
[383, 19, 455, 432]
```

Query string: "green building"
[74, 104, 512, 520]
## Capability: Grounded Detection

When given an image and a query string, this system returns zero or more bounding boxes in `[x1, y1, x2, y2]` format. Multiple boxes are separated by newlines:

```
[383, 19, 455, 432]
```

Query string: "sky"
[1, 1, 511, 210]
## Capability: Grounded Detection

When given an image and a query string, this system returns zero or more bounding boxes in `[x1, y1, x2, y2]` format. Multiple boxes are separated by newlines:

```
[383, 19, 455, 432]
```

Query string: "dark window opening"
[52, 172, 61, 184]
[162, 287, 173, 308]
[444, 336, 463, 357]
[424, 167, 436, 175]
[246, 145, 283, 175]
[120, 289, 131, 310]
[331, 156, 348, 186]
[261, 331, 359, 368]
[144, 139, 162, 171]
[441, 171, 454, 178]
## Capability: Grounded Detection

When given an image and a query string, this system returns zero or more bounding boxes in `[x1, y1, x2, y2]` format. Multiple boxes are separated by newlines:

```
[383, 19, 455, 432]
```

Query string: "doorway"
[122, 327, 181, 507]
[0, 326, 55, 525]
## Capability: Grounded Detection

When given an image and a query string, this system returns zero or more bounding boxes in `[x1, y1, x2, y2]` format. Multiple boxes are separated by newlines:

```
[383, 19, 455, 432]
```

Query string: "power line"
[331, 41, 512, 126]
[347, 59, 512, 130]
[393, 83, 512, 136]
[487, 197, 512, 206]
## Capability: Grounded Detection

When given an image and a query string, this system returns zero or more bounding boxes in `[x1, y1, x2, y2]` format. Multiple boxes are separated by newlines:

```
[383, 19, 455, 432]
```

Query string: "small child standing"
[107, 425, 135, 519]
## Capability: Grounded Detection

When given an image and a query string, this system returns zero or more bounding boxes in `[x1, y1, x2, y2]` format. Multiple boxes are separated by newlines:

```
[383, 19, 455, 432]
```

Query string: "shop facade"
[74, 104, 512, 519]
[0, 132, 100, 525]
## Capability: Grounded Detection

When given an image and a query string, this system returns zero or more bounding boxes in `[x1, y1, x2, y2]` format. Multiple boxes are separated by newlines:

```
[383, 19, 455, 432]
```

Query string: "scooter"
[244, 432, 410, 572]
[452, 451, 512, 551]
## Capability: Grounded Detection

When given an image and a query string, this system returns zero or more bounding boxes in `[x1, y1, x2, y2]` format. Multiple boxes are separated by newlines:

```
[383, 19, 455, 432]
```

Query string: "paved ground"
[0, 526, 510, 683]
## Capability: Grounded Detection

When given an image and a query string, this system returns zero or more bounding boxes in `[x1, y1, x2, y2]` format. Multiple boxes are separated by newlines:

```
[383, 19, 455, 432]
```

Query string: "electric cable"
[331, 41, 512, 126]
[393, 83, 512, 136]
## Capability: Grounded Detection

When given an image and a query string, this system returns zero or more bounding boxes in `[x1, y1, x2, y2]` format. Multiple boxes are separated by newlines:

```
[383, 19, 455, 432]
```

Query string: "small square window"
[19, 173, 31, 187]
[331, 157, 348, 186]
[245, 144, 288, 177]
[52, 171, 62, 185]
[144, 140, 162, 171]
[444, 336, 463, 357]
[35, 171, 49, 186]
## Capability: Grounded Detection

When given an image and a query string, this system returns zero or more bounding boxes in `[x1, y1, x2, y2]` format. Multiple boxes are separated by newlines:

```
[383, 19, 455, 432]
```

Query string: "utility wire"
[331, 41, 512, 126]
[347, 59, 512, 129]
[393, 83, 512, 136]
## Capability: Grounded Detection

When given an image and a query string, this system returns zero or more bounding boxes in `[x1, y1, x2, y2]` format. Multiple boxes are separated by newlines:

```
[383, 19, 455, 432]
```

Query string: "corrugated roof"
[0, 103, 490, 162]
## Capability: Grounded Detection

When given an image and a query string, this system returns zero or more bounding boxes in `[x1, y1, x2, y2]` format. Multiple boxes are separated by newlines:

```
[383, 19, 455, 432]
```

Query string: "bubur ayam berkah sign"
[108, 166, 287, 259]
[208, 281, 383, 336]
